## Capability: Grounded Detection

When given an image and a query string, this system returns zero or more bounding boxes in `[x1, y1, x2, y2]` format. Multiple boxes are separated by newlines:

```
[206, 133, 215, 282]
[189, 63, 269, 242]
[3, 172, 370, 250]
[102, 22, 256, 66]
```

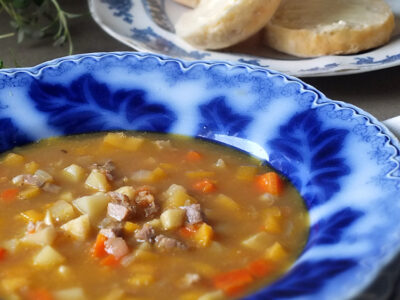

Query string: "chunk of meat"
[135, 187, 158, 218]
[155, 234, 186, 251]
[107, 192, 136, 221]
[92, 160, 115, 181]
[182, 204, 203, 224]
[12, 174, 45, 187]
[134, 224, 156, 243]
[104, 237, 129, 259]
[98, 218, 124, 238]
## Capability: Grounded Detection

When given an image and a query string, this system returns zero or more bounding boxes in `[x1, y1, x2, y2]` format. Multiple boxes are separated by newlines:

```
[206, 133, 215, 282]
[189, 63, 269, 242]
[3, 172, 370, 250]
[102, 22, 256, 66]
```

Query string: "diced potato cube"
[19, 187, 41, 199]
[54, 287, 86, 300]
[145, 219, 162, 230]
[44, 210, 54, 226]
[85, 170, 111, 192]
[115, 186, 136, 200]
[20, 209, 43, 222]
[185, 170, 215, 179]
[63, 164, 85, 182]
[194, 223, 214, 247]
[103, 132, 144, 151]
[160, 209, 185, 230]
[33, 245, 65, 268]
[73, 192, 110, 221]
[214, 194, 240, 211]
[198, 290, 226, 300]
[1, 277, 29, 293]
[151, 167, 167, 181]
[21, 227, 56, 246]
[265, 242, 288, 262]
[241, 232, 275, 251]
[163, 184, 196, 208]
[60, 215, 90, 241]
[34, 169, 53, 183]
[25, 161, 40, 174]
[236, 165, 257, 181]
[124, 222, 140, 234]
[59, 192, 74, 202]
[132, 167, 166, 183]
[3, 153, 25, 165]
[127, 274, 154, 287]
[50, 200, 75, 223]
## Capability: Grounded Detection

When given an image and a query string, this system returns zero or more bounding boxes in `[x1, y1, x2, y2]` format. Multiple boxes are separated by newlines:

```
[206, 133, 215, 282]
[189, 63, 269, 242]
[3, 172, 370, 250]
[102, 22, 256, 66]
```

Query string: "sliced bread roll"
[264, 0, 395, 57]
[173, 0, 199, 8]
[175, 0, 282, 50]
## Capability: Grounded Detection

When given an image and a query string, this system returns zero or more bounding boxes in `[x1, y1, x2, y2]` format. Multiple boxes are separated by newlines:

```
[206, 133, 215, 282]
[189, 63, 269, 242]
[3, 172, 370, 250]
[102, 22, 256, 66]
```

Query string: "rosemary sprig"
[0, 0, 81, 68]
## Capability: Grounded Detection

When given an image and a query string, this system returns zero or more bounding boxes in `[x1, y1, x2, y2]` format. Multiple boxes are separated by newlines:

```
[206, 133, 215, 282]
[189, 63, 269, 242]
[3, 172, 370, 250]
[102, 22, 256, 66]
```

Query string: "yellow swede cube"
[115, 186, 136, 200]
[63, 164, 85, 182]
[85, 170, 110, 192]
[265, 242, 288, 262]
[60, 215, 90, 241]
[3, 153, 25, 166]
[194, 223, 214, 247]
[103, 132, 144, 151]
[214, 194, 240, 211]
[235, 165, 257, 181]
[25, 161, 40, 174]
[160, 209, 185, 230]
[72, 192, 110, 221]
[50, 200, 75, 223]
[33, 245, 65, 268]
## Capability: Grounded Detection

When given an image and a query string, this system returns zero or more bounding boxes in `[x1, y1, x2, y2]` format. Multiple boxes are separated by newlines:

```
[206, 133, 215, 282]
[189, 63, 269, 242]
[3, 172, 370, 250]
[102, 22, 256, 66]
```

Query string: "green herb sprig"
[0, 0, 81, 68]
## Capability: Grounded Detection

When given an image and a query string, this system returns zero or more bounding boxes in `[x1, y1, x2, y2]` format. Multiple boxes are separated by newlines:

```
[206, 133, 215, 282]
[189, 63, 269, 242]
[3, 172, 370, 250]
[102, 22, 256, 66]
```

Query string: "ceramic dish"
[1, 52, 400, 299]
[88, 0, 400, 77]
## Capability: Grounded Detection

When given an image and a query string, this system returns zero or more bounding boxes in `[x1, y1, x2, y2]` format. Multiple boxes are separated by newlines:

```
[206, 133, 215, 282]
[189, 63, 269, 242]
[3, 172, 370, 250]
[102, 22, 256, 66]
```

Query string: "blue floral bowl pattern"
[1, 52, 400, 300]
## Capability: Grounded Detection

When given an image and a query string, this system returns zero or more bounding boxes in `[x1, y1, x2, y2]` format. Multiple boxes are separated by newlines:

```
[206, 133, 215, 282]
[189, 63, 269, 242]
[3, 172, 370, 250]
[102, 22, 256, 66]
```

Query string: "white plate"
[89, 0, 400, 77]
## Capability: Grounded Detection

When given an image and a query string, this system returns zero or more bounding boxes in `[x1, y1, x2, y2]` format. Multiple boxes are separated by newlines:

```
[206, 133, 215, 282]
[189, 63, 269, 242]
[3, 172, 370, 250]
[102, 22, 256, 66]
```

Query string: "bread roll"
[176, 0, 282, 50]
[264, 0, 395, 57]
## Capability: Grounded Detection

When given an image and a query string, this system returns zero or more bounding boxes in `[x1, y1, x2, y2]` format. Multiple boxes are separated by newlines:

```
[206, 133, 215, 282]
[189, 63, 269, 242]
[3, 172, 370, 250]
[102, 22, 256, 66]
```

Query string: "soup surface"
[0, 132, 308, 300]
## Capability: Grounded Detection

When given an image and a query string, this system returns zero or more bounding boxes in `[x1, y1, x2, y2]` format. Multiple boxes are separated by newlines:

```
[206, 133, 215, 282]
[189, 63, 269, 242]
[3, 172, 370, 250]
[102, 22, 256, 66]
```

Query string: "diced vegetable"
[214, 194, 240, 211]
[192, 179, 217, 194]
[115, 186, 136, 200]
[2, 239, 20, 254]
[186, 150, 202, 162]
[26, 288, 54, 300]
[235, 166, 257, 181]
[63, 164, 86, 182]
[0, 247, 6, 261]
[194, 223, 214, 247]
[241, 232, 274, 251]
[198, 290, 226, 300]
[54, 288, 86, 300]
[1, 277, 29, 293]
[25, 161, 40, 174]
[3, 153, 25, 165]
[124, 221, 140, 234]
[213, 269, 253, 296]
[145, 218, 162, 230]
[163, 184, 196, 209]
[21, 227, 56, 246]
[60, 215, 90, 241]
[20, 209, 43, 223]
[72, 192, 110, 221]
[255, 172, 284, 196]
[132, 167, 166, 183]
[263, 214, 283, 234]
[19, 187, 41, 199]
[33, 245, 66, 268]
[35, 169, 54, 183]
[265, 242, 288, 262]
[85, 170, 111, 192]
[179, 224, 201, 239]
[160, 208, 185, 230]
[1, 188, 19, 203]
[127, 274, 154, 287]
[246, 259, 271, 278]
[91, 234, 108, 258]
[103, 132, 144, 151]
[49, 200, 75, 223]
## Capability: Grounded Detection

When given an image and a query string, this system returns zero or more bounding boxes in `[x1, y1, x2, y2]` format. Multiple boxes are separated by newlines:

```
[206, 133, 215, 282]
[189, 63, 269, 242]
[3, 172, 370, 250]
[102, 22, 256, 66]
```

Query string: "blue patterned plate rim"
[1, 52, 400, 300]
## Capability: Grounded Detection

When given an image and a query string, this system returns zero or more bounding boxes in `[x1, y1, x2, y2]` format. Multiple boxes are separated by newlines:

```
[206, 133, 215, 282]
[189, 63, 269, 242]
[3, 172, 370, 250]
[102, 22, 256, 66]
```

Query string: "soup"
[0, 132, 308, 300]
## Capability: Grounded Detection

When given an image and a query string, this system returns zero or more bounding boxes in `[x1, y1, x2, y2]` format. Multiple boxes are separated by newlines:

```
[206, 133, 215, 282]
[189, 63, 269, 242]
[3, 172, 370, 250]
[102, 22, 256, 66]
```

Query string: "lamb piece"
[104, 237, 129, 259]
[92, 160, 115, 181]
[107, 192, 136, 221]
[12, 174, 45, 187]
[155, 234, 186, 251]
[135, 187, 158, 218]
[98, 218, 124, 238]
[135, 224, 156, 243]
[182, 204, 203, 224]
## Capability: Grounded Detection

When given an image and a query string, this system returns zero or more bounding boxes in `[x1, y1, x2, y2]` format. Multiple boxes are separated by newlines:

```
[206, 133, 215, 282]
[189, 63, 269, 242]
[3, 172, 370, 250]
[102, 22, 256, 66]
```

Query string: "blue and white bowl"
[1, 52, 400, 300]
